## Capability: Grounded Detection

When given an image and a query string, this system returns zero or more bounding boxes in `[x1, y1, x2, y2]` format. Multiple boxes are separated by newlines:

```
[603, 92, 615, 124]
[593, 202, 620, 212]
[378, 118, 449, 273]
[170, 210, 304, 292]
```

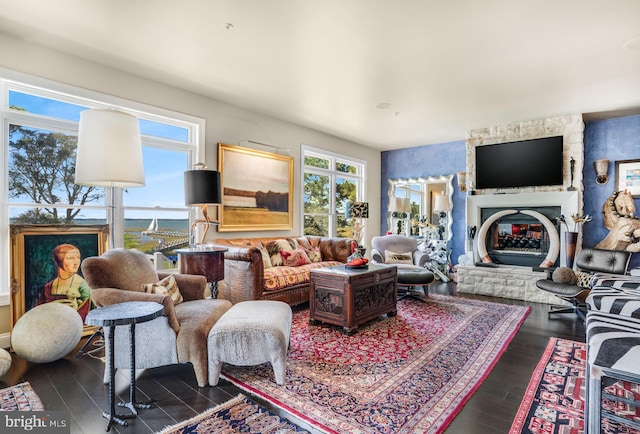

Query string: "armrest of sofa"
[91, 287, 180, 332]
[211, 244, 265, 304]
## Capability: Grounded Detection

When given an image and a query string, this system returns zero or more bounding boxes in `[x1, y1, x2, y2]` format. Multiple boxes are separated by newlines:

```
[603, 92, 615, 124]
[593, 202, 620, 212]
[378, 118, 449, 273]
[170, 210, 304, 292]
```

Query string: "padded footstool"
[208, 300, 292, 386]
[397, 268, 435, 301]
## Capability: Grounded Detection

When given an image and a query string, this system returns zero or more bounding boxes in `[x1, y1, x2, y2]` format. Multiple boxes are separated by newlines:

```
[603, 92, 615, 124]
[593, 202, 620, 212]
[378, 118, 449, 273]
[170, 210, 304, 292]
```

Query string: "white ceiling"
[0, 0, 639, 151]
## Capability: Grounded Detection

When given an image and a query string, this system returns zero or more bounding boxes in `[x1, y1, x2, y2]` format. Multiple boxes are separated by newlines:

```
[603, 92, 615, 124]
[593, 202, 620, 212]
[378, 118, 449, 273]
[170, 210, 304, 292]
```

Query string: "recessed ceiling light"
[623, 36, 640, 51]
[376, 102, 392, 109]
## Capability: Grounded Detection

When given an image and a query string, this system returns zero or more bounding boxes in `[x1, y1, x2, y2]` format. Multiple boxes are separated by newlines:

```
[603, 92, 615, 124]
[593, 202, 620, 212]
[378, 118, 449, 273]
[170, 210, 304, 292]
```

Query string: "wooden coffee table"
[309, 263, 398, 334]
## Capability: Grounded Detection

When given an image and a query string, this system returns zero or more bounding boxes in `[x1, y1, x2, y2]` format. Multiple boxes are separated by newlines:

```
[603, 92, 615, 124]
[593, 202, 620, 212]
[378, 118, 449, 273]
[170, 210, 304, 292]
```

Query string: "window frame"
[301, 145, 366, 238]
[0, 71, 205, 305]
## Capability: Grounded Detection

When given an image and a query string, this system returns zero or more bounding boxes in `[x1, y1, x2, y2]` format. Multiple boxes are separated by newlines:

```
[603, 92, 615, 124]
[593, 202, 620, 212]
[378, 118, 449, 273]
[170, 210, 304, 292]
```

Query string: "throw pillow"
[265, 238, 297, 267]
[141, 274, 183, 305]
[305, 246, 322, 263]
[575, 271, 593, 289]
[281, 246, 312, 267]
[551, 267, 577, 285]
[384, 250, 414, 265]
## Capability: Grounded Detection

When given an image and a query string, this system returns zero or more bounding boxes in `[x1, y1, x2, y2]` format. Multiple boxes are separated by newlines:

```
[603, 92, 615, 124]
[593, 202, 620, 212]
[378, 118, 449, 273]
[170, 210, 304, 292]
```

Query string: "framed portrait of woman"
[10, 224, 109, 336]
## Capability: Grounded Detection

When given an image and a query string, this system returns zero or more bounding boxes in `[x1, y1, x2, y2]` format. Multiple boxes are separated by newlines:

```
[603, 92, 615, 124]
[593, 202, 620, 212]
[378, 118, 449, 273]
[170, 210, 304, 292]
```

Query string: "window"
[1, 76, 204, 303]
[302, 146, 365, 238]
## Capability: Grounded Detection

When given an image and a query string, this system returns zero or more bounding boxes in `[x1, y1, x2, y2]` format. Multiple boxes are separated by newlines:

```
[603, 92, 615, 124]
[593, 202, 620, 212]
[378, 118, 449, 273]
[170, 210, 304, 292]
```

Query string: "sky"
[8, 90, 191, 220]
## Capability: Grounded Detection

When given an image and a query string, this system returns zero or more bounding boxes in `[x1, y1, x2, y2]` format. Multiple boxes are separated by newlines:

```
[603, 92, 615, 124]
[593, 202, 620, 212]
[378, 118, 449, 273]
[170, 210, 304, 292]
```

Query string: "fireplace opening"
[480, 206, 561, 267]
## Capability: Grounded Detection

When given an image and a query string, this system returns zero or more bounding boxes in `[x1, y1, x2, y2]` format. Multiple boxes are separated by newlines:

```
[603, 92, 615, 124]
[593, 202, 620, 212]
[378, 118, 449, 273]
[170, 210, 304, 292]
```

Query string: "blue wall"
[381, 140, 467, 264]
[380, 114, 640, 269]
[583, 114, 640, 269]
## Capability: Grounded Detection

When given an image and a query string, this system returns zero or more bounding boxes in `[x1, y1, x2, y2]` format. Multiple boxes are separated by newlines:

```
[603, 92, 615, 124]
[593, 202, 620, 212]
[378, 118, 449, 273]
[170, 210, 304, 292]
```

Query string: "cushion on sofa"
[281, 246, 312, 266]
[263, 261, 343, 291]
[265, 238, 298, 267]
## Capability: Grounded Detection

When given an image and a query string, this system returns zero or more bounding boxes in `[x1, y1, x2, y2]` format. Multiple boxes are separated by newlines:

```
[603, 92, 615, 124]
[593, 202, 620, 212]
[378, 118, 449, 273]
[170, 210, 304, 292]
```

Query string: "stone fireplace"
[457, 114, 584, 304]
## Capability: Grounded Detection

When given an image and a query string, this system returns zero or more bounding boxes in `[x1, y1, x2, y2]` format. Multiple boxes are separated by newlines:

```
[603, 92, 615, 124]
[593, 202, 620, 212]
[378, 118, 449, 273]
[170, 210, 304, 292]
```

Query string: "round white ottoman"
[0, 348, 11, 376]
[208, 300, 292, 386]
[12, 303, 83, 363]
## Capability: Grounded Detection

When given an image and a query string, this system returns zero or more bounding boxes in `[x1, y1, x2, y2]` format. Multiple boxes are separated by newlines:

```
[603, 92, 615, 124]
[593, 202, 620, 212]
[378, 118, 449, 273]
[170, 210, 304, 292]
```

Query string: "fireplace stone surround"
[457, 114, 584, 304]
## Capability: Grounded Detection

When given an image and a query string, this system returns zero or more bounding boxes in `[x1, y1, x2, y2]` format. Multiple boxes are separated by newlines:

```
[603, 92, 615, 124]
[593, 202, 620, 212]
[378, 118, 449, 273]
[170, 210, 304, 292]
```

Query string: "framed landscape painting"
[10, 224, 109, 335]
[217, 143, 293, 231]
[615, 159, 640, 197]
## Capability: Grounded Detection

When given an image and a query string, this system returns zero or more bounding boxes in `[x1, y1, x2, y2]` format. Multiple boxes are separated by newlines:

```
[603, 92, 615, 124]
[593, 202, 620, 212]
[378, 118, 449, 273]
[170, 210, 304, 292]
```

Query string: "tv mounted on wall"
[475, 136, 564, 190]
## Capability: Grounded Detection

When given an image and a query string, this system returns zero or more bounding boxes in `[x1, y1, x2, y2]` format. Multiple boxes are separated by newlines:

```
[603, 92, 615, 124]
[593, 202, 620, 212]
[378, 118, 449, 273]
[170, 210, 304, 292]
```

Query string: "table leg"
[209, 281, 219, 299]
[104, 325, 135, 431]
[118, 322, 154, 415]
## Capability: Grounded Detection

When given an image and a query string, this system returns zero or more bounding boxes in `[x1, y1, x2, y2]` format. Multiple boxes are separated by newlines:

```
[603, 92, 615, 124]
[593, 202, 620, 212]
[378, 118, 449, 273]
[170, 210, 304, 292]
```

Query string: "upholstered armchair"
[535, 247, 631, 320]
[82, 248, 232, 387]
[371, 235, 430, 268]
[371, 235, 435, 299]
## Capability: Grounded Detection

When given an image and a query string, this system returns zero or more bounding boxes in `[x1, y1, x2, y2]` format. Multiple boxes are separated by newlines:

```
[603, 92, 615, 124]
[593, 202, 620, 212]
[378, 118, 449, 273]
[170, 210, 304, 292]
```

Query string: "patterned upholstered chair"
[82, 248, 232, 387]
[584, 273, 640, 431]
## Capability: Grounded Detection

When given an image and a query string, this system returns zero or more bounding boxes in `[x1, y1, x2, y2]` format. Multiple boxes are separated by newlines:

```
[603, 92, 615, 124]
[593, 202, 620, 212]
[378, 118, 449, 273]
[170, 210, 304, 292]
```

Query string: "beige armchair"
[82, 248, 232, 387]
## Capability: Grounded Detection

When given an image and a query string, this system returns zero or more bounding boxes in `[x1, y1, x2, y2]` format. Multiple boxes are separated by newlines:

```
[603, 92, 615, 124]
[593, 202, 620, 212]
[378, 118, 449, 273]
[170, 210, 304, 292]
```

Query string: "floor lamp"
[75, 108, 145, 249]
[74, 108, 145, 357]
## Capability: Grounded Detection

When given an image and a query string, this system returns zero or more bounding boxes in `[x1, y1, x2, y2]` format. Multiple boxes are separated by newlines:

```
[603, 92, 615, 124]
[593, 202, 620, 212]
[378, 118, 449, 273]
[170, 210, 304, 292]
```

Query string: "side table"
[176, 247, 227, 298]
[85, 301, 164, 431]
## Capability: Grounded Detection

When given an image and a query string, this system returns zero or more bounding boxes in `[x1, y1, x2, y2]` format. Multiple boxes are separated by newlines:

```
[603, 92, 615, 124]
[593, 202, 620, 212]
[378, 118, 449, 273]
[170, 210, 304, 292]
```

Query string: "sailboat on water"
[142, 217, 159, 235]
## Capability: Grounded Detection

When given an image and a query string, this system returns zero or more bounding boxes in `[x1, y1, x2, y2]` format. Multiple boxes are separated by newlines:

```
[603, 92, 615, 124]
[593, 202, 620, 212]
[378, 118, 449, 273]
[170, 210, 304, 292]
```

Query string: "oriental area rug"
[510, 337, 640, 434]
[0, 382, 44, 411]
[222, 295, 530, 433]
[157, 393, 309, 434]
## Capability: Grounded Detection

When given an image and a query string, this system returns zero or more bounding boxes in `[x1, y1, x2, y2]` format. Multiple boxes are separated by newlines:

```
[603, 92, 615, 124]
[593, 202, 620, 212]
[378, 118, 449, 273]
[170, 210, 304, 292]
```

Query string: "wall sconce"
[457, 172, 468, 192]
[594, 159, 610, 185]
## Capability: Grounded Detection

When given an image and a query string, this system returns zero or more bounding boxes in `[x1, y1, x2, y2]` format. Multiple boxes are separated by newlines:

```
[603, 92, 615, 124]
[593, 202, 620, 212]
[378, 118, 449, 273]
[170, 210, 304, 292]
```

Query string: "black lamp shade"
[184, 170, 222, 205]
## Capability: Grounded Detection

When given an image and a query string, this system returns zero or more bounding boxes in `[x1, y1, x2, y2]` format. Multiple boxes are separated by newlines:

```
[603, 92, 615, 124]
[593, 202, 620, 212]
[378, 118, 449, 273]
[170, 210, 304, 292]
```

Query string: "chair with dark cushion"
[371, 235, 435, 300]
[535, 247, 632, 320]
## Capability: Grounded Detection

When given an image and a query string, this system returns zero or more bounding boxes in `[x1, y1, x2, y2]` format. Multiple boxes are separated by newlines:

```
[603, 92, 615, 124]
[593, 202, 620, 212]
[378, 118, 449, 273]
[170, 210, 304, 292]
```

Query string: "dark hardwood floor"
[1, 282, 585, 434]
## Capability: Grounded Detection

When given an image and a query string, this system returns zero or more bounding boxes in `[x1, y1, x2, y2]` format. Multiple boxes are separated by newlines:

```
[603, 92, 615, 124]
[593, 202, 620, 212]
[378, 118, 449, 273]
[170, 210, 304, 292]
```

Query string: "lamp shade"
[346, 202, 369, 218]
[75, 109, 145, 187]
[184, 169, 222, 205]
[433, 194, 452, 213]
[389, 197, 410, 213]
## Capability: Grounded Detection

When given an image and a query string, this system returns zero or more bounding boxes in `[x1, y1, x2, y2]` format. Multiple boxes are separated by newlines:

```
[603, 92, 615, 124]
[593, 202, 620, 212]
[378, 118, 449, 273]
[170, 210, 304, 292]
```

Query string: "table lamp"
[346, 202, 369, 249]
[184, 164, 222, 245]
[75, 108, 145, 248]
[433, 194, 452, 240]
[390, 197, 411, 236]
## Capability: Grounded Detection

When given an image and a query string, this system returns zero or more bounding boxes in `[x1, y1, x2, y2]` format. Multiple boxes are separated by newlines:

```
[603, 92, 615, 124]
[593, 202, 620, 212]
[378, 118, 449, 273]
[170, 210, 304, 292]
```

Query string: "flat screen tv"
[475, 136, 564, 190]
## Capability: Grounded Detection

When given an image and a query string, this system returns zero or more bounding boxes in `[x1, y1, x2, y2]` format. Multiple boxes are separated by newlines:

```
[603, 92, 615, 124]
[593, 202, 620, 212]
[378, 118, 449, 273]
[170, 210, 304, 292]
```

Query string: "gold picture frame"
[217, 143, 293, 231]
[10, 224, 109, 336]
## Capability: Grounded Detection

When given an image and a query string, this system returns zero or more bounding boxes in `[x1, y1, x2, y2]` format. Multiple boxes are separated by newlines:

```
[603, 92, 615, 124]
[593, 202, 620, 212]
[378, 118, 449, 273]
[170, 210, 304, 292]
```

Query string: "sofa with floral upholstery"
[211, 236, 354, 306]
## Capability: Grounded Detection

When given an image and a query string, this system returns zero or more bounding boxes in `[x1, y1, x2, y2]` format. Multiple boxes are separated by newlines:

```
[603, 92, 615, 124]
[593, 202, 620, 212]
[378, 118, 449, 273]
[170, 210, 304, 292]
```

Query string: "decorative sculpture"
[595, 190, 640, 252]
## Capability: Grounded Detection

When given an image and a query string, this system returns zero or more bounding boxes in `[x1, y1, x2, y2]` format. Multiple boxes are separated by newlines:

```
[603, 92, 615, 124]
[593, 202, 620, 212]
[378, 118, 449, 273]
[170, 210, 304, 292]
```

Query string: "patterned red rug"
[0, 382, 44, 411]
[510, 337, 640, 434]
[222, 295, 530, 433]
